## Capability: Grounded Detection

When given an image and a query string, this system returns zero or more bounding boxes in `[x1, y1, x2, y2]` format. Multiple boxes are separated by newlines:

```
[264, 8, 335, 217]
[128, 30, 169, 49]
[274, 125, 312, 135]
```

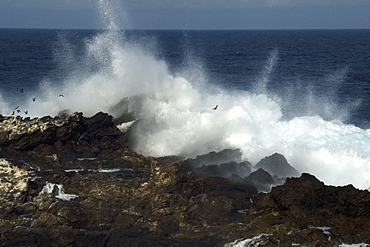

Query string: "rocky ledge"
[0, 112, 369, 246]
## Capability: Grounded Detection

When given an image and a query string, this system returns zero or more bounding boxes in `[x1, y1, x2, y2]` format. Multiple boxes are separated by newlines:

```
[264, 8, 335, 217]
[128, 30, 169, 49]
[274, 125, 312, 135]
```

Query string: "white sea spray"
[6, 0, 370, 190]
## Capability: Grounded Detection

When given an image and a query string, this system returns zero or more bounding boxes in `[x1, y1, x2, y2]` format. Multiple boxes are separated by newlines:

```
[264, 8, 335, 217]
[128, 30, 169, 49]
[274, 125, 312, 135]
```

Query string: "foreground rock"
[0, 112, 369, 246]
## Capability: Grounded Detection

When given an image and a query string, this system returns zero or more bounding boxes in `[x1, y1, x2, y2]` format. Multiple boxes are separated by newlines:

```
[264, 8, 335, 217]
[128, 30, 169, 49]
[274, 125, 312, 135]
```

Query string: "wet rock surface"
[0, 112, 369, 246]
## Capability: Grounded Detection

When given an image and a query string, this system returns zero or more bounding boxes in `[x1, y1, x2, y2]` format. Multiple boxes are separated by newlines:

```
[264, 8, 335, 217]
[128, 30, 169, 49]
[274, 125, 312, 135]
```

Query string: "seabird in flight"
[32, 97, 36, 102]
[59, 94, 64, 97]
[213, 105, 218, 110]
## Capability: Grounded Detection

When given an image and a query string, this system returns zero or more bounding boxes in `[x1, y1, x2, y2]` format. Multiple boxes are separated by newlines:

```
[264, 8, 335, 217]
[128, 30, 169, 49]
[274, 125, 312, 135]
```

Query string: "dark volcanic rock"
[246, 173, 370, 245]
[184, 149, 243, 167]
[181, 149, 253, 180]
[192, 161, 252, 178]
[182, 150, 292, 193]
[254, 153, 299, 178]
[0, 113, 369, 246]
[0, 112, 130, 170]
[245, 168, 276, 192]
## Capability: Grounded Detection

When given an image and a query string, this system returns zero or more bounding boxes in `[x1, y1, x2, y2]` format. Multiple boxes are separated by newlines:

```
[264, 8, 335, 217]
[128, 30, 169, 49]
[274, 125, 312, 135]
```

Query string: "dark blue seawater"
[141, 29, 370, 128]
[1, 29, 369, 128]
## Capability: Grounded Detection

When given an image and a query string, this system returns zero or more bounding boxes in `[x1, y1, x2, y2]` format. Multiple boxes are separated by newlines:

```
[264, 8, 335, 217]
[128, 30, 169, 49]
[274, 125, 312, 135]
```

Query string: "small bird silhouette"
[24, 110, 28, 114]
[14, 106, 19, 110]
[59, 94, 64, 97]
[213, 105, 218, 110]
[32, 97, 36, 102]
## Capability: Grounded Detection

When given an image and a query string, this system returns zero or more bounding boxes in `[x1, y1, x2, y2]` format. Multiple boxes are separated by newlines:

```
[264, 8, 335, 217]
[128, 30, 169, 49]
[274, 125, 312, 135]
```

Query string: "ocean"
[1, 27, 370, 189]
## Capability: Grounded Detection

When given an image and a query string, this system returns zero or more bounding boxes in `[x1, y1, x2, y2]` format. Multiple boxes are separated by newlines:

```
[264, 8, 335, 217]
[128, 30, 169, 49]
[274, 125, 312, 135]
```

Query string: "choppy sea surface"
[1, 28, 370, 189]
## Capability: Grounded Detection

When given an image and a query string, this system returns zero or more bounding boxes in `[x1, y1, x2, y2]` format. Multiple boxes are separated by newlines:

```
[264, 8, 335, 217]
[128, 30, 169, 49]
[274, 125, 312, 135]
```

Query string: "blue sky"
[0, 0, 369, 30]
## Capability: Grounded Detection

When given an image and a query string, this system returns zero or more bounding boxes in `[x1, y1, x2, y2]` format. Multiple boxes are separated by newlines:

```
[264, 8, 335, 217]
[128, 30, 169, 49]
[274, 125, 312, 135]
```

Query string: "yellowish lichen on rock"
[0, 159, 29, 203]
[0, 116, 65, 140]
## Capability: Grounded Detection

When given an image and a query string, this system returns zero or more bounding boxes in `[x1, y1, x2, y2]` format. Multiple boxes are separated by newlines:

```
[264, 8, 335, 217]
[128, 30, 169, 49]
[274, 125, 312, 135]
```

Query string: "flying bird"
[32, 97, 36, 102]
[213, 105, 218, 110]
[14, 106, 19, 110]
[59, 94, 64, 97]
[24, 110, 28, 114]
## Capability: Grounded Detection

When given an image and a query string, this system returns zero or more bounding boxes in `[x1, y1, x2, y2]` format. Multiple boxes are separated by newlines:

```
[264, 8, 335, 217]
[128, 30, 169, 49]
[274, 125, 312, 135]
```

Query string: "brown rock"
[0, 112, 369, 247]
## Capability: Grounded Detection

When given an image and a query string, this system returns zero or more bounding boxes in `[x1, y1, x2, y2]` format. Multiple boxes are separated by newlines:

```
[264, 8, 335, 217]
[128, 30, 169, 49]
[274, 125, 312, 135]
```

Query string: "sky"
[0, 0, 369, 30]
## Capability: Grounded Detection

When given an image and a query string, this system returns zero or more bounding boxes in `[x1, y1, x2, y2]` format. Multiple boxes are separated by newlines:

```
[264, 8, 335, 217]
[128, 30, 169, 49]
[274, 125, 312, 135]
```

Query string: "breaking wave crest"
[4, 0, 370, 190]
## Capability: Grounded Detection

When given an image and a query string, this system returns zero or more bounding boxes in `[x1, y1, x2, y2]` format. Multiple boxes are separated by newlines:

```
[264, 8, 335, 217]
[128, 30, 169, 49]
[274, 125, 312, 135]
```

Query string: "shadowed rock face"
[0, 112, 369, 246]
[181, 150, 297, 193]
[255, 153, 299, 178]
[0, 112, 130, 170]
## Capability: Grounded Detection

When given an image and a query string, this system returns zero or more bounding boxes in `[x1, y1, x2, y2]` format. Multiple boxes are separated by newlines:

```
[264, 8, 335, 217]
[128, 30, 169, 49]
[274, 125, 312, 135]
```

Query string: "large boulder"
[245, 168, 275, 192]
[254, 153, 299, 178]
[246, 173, 370, 245]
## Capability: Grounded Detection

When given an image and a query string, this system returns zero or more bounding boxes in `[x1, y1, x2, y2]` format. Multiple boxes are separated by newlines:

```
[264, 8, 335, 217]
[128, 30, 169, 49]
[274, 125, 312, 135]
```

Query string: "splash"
[4, 0, 370, 190]
[277, 66, 360, 122]
[253, 48, 279, 94]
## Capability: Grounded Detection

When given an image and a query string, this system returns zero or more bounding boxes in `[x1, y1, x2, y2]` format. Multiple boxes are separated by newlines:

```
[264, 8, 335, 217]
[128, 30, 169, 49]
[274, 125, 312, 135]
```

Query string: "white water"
[2, 0, 370, 190]
[224, 234, 272, 247]
[40, 182, 78, 201]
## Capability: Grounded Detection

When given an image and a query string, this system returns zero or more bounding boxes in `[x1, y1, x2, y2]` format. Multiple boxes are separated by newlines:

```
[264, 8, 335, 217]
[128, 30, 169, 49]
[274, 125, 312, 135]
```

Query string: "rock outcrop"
[255, 153, 299, 178]
[0, 112, 369, 247]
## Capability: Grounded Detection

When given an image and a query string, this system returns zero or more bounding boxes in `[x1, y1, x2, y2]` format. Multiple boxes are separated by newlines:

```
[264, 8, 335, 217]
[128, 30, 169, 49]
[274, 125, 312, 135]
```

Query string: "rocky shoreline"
[0, 112, 369, 246]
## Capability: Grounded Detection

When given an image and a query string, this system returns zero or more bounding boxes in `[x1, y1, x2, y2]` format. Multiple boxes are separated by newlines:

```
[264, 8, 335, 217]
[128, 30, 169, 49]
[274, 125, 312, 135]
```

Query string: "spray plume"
[3, 0, 370, 190]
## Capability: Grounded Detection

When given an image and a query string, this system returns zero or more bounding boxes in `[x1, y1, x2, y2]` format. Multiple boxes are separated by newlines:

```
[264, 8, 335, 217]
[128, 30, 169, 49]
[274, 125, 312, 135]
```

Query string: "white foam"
[65, 168, 124, 173]
[92, 168, 122, 173]
[224, 234, 272, 247]
[117, 120, 136, 132]
[340, 244, 370, 247]
[65, 168, 85, 173]
[40, 182, 78, 201]
[77, 158, 98, 161]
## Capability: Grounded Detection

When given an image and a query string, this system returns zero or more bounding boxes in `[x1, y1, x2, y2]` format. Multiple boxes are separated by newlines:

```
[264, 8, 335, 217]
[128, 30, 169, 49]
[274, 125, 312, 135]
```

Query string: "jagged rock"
[246, 173, 370, 245]
[259, 173, 370, 220]
[0, 112, 369, 246]
[245, 168, 275, 192]
[254, 153, 299, 178]
[182, 150, 289, 193]
[184, 149, 243, 168]
[0, 112, 130, 170]
[192, 161, 252, 178]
